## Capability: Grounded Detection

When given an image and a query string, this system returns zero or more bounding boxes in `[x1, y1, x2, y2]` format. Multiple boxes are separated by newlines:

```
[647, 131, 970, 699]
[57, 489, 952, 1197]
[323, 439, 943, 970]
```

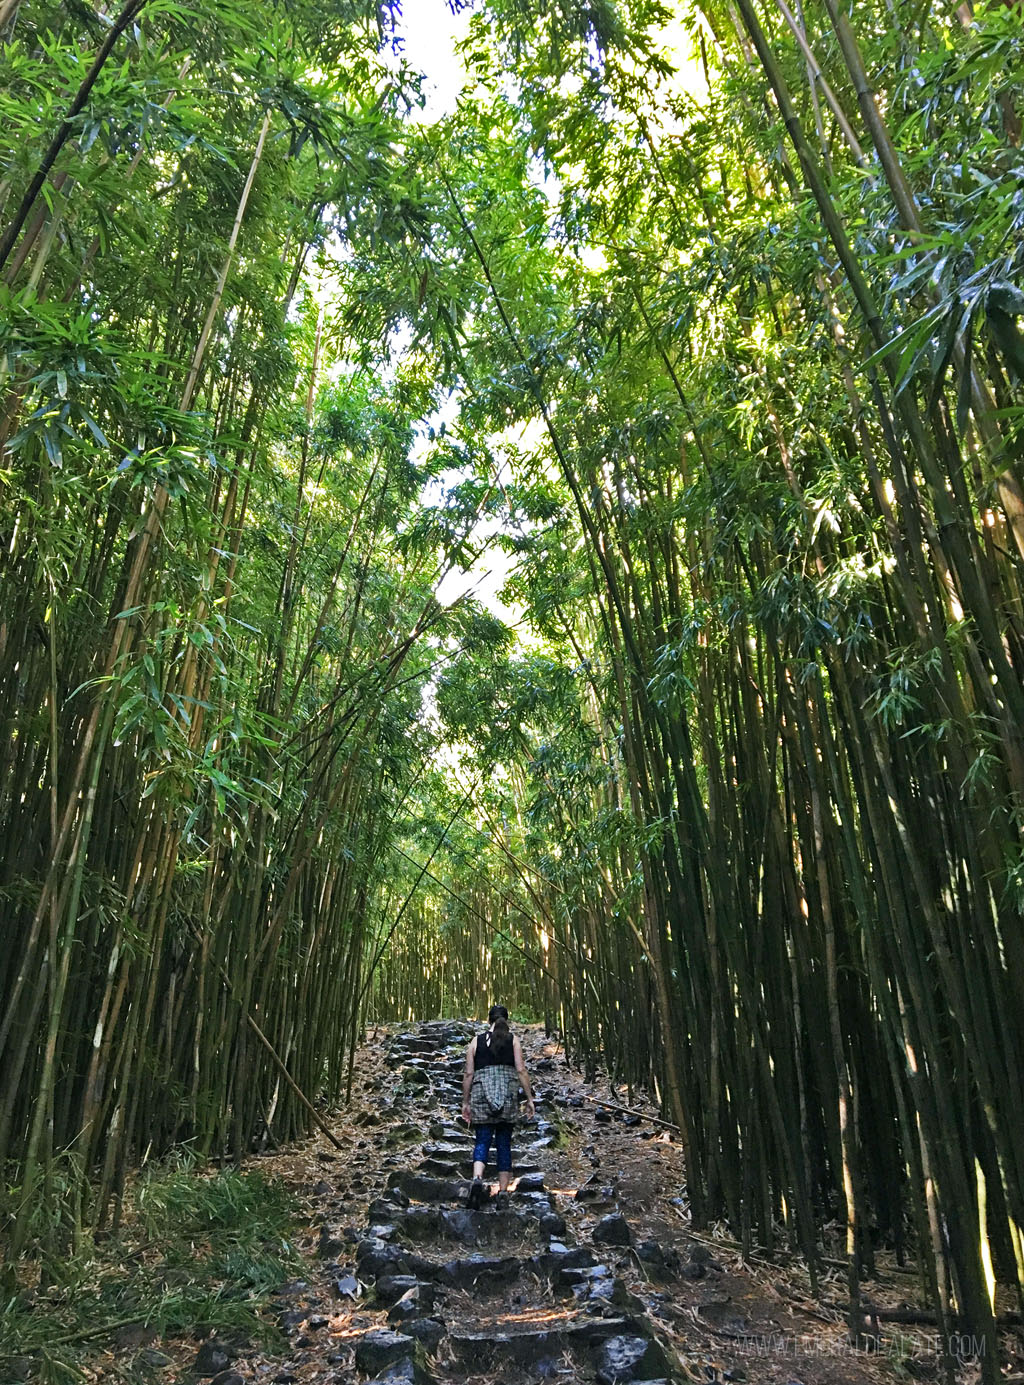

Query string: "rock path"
[263, 1020, 679, 1385]
[196, 1021, 890, 1385]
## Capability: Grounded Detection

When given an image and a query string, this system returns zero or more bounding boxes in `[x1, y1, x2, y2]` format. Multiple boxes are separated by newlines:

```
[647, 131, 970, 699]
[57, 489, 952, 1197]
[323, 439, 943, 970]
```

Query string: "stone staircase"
[335, 1020, 681, 1385]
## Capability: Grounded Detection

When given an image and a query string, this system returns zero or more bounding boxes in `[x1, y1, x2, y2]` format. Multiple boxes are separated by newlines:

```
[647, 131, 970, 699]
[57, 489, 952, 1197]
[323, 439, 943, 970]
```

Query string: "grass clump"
[0, 1161, 300, 1384]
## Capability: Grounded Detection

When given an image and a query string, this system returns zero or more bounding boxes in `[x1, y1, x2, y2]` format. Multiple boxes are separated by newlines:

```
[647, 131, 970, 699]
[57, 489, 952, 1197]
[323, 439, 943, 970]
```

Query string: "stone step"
[431, 1117, 557, 1142]
[447, 1314, 643, 1372]
[427, 1123, 470, 1141]
[389, 1206, 550, 1246]
[383, 1123, 425, 1148]
[386, 1282, 437, 1325]
[416, 1157, 467, 1179]
[358, 1239, 598, 1290]
[371, 1251, 525, 1291]
[417, 1156, 544, 1179]
[530, 1244, 597, 1275]
[554, 1264, 644, 1312]
[352, 1328, 424, 1377]
[430, 1245, 595, 1290]
[386, 1170, 467, 1203]
[421, 1138, 552, 1159]
[387, 1168, 548, 1204]
[433, 1252, 523, 1288]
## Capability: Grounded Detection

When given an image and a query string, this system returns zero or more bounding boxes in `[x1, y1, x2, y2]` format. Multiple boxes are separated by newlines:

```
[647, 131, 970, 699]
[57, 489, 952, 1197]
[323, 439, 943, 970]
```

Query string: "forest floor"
[32, 1022, 1013, 1385]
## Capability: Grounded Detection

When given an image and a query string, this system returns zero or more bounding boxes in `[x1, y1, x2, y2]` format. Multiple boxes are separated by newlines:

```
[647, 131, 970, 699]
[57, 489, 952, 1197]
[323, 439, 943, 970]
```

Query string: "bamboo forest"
[3, 0, 1024, 1380]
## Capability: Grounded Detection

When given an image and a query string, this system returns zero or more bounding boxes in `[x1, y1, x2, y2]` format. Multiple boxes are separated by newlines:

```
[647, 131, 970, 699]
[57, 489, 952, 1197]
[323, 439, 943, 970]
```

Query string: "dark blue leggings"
[473, 1123, 513, 1172]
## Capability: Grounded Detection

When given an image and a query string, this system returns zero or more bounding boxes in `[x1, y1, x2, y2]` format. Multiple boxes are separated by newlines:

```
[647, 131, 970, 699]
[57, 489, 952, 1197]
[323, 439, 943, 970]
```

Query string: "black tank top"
[475, 1031, 514, 1068]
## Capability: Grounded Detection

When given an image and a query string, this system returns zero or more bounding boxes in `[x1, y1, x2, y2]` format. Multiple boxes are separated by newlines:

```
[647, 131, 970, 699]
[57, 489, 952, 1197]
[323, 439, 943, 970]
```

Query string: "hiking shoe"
[495, 1190, 510, 1211]
[467, 1178, 485, 1210]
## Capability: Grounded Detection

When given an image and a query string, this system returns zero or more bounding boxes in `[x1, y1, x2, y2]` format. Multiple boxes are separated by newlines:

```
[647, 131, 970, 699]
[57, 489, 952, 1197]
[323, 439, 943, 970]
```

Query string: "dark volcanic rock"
[435, 1253, 521, 1288]
[418, 1157, 460, 1177]
[539, 1211, 567, 1238]
[515, 1170, 545, 1193]
[515, 1190, 553, 1213]
[387, 1170, 464, 1204]
[558, 1265, 639, 1311]
[574, 1183, 613, 1203]
[437, 1208, 484, 1244]
[375, 1274, 425, 1305]
[366, 1357, 432, 1384]
[532, 1243, 597, 1276]
[438, 1206, 539, 1244]
[210, 1374, 244, 1385]
[635, 1240, 681, 1278]
[387, 1282, 437, 1322]
[593, 1213, 633, 1246]
[354, 1329, 416, 1374]
[449, 1316, 632, 1371]
[357, 1236, 410, 1277]
[367, 1221, 398, 1241]
[407, 1318, 446, 1353]
[194, 1341, 235, 1376]
[396, 1206, 444, 1240]
[595, 1333, 668, 1384]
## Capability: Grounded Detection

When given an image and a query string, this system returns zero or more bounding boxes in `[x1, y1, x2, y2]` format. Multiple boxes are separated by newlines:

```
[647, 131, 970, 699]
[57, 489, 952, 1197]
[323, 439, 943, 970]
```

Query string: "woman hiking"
[461, 1004, 535, 1209]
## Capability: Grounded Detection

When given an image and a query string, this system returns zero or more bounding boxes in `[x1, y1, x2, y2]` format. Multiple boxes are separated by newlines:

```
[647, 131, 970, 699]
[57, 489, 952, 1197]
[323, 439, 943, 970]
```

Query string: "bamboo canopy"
[2, 0, 1024, 1378]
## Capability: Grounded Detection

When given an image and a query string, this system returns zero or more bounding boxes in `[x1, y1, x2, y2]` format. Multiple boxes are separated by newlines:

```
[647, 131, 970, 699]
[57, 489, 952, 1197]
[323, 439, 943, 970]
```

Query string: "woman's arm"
[461, 1038, 476, 1123]
[513, 1036, 535, 1117]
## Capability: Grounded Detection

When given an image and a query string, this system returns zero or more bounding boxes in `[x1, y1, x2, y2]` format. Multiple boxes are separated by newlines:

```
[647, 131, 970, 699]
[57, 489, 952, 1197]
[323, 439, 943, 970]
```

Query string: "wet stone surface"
[595, 1332, 671, 1384]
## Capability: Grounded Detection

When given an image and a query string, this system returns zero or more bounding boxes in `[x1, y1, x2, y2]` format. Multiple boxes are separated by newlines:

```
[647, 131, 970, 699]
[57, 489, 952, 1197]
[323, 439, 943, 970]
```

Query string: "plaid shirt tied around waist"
[469, 1063, 520, 1124]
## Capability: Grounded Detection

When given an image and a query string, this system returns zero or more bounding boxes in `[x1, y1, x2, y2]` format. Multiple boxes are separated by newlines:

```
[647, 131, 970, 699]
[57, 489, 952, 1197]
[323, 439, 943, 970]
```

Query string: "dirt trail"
[221, 1022, 926, 1385]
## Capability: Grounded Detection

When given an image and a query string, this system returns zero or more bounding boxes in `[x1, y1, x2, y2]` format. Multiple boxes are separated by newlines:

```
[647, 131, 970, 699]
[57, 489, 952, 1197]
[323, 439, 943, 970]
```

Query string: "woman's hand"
[525, 1098, 535, 1121]
[461, 1102, 472, 1124]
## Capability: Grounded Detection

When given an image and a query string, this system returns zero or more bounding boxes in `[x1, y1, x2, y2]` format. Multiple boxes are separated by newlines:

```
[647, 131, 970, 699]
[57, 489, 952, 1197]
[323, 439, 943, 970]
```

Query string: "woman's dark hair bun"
[489, 1003, 511, 1042]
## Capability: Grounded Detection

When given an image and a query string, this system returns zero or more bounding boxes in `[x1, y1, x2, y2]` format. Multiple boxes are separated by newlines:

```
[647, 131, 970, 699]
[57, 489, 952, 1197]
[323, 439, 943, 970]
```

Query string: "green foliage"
[0, 1164, 298, 1382]
[5, 0, 1024, 1368]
